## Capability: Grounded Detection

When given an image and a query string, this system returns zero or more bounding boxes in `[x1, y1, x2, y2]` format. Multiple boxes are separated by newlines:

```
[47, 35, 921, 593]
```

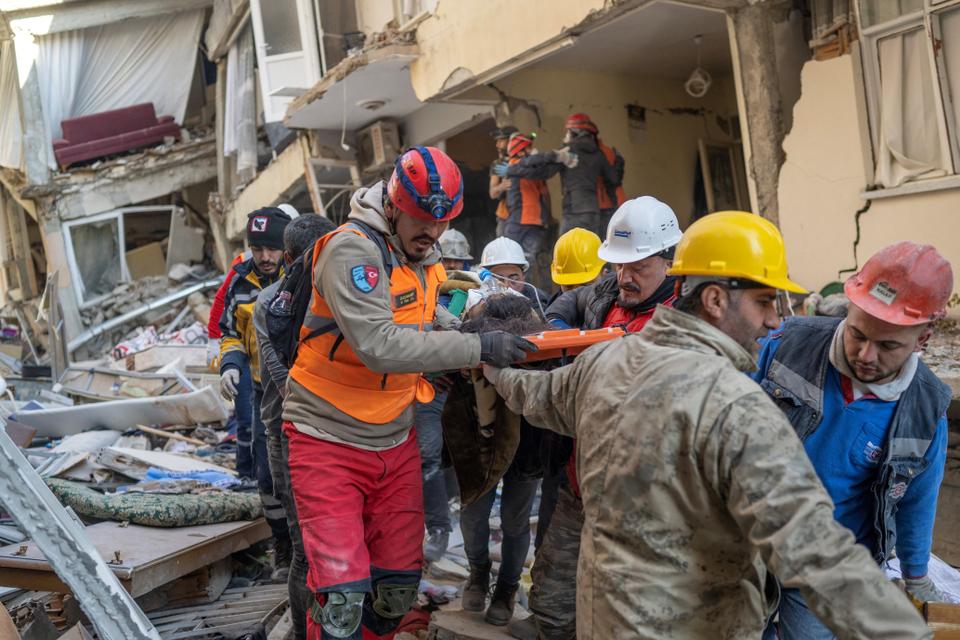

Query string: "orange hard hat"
[565, 112, 598, 134]
[387, 146, 464, 222]
[844, 241, 953, 325]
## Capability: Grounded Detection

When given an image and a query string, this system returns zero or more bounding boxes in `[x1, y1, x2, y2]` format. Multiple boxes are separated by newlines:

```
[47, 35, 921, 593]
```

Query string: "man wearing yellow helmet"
[483, 211, 929, 639]
[549, 228, 605, 294]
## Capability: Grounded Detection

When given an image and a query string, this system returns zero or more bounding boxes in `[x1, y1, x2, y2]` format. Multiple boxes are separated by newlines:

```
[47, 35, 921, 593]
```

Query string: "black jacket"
[507, 136, 620, 216]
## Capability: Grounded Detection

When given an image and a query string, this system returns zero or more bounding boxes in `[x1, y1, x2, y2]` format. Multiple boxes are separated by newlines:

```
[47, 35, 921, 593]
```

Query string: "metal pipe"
[67, 278, 223, 354]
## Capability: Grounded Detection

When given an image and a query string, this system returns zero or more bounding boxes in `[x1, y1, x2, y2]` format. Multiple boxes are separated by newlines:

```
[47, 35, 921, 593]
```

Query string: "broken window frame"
[857, 0, 960, 189]
[306, 157, 361, 225]
[62, 205, 181, 309]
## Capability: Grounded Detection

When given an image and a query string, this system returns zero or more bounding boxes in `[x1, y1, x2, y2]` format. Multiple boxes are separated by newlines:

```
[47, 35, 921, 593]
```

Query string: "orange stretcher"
[521, 327, 626, 362]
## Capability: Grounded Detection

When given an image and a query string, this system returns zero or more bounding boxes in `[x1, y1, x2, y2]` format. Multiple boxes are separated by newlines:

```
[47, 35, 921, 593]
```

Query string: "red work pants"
[284, 424, 424, 639]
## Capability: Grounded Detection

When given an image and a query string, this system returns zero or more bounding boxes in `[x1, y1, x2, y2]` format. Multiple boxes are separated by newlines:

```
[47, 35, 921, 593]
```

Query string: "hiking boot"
[461, 562, 491, 612]
[423, 528, 450, 563]
[271, 536, 292, 583]
[507, 616, 538, 640]
[484, 581, 518, 626]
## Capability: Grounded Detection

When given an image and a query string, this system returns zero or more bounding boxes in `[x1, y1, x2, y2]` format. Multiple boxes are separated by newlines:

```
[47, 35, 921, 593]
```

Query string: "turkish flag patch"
[351, 264, 380, 293]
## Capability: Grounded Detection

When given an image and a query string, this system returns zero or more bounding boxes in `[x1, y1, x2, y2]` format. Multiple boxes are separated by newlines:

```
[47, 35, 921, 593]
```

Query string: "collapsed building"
[0, 0, 955, 637]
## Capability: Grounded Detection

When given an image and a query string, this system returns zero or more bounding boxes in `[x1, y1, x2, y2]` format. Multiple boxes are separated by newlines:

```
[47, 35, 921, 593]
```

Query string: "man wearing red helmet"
[504, 113, 623, 238]
[754, 241, 954, 640]
[501, 132, 550, 277]
[281, 146, 536, 640]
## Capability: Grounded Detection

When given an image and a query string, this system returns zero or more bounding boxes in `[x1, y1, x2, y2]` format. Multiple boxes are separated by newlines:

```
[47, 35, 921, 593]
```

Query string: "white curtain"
[942, 8, 960, 160]
[0, 40, 23, 169]
[35, 10, 205, 168]
[874, 27, 948, 188]
[223, 26, 258, 180]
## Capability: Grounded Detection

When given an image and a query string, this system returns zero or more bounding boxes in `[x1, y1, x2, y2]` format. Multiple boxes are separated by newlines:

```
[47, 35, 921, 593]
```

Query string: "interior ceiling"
[536, 1, 732, 78]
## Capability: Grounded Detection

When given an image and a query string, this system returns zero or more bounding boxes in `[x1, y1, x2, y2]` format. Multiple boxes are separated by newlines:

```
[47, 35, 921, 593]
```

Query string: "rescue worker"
[281, 146, 536, 640]
[515, 197, 682, 640]
[504, 113, 622, 238]
[208, 250, 253, 477]
[489, 126, 518, 236]
[501, 132, 550, 274]
[478, 237, 549, 316]
[549, 227, 605, 294]
[484, 211, 931, 639]
[757, 241, 953, 640]
[546, 196, 680, 330]
[438, 228, 472, 271]
[254, 213, 336, 640]
[220, 207, 293, 578]
[594, 121, 626, 234]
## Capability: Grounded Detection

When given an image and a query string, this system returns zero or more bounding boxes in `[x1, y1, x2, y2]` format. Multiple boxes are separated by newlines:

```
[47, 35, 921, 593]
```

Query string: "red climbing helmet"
[565, 112, 598, 134]
[387, 146, 464, 222]
[844, 241, 953, 325]
[507, 132, 534, 158]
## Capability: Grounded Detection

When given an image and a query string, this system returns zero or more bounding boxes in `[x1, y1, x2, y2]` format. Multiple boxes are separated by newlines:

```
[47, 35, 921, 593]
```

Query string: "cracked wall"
[778, 53, 960, 304]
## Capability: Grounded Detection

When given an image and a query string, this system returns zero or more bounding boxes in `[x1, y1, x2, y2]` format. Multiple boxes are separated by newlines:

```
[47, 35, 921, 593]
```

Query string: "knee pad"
[311, 592, 365, 638]
[371, 583, 418, 619]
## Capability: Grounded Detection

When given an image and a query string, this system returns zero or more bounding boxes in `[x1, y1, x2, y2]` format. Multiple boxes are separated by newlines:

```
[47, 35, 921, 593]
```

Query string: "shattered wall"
[778, 53, 960, 304]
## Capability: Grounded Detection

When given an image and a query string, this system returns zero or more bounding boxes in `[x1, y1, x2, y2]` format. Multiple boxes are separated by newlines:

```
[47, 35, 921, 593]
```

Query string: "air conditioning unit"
[357, 120, 400, 174]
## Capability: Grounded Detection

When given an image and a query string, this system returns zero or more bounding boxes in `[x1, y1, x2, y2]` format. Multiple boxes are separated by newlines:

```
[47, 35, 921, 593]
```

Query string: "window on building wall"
[62, 206, 180, 307]
[859, 0, 960, 189]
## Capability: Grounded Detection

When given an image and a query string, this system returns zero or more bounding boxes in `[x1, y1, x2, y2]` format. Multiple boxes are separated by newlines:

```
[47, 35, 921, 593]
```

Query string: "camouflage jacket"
[494, 305, 929, 640]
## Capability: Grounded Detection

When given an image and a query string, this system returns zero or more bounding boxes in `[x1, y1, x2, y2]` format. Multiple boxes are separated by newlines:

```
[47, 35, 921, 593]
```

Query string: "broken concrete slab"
[0, 418, 161, 639]
[429, 607, 528, 640]
[11, 385, 227, 437]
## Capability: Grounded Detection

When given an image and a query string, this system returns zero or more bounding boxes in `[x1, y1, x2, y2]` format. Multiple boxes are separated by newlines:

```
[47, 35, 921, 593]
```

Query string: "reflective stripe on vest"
[597, 142, 625, 210]
[288, 225, 443, 424]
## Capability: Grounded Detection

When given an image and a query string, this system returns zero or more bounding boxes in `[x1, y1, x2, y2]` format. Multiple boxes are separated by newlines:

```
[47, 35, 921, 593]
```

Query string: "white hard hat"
[277, 203, 300, 219]
[597, 196, 682, 264]
[439, 229, 472, 261]
[480, 237, 528, 270]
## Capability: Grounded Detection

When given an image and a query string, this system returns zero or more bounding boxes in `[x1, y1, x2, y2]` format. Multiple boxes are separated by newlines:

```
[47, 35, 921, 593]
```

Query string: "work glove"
[479, 331, 538, 367]
[904, 574, 945, 602]
[482, 364, 503, 386]
[492, 160, 509, 177]
[553, 148, 579, 169]
[219, 367, 240, 402]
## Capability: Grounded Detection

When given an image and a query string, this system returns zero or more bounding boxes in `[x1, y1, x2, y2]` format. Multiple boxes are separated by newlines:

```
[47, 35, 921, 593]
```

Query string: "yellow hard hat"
[551, 228, 605, 286]
[668, 211, 807, 293]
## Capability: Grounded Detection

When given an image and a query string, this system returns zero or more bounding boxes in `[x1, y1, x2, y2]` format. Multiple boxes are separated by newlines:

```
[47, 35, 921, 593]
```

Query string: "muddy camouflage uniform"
[493, 305, 930, 640]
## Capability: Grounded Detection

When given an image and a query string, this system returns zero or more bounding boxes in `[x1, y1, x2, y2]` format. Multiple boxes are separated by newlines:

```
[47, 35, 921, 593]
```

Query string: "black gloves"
[479, 331, 538, 367]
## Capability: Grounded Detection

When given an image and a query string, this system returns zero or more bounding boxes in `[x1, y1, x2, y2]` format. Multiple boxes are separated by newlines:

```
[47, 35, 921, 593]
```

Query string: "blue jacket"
[753, 317, 949, 577]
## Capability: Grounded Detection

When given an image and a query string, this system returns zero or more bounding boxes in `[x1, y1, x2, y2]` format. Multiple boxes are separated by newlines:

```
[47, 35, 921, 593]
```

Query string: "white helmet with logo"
[480, 237, 529, 271]
[439, 229, 473, 261]
[597, 196, 682, 264]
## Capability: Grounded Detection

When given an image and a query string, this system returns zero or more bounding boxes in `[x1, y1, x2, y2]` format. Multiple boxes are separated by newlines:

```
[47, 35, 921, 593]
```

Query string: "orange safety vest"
[509, 157, 549, 226]
[597, 140, 626, 210]
[288, 225, 443, 424]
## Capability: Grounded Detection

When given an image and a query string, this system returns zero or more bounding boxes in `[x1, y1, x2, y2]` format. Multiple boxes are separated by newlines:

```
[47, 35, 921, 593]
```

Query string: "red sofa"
[53, 102, 181, 169]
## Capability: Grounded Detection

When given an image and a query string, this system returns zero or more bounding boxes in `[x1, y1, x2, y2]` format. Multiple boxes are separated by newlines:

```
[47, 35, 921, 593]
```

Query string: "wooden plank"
[0, 519, 269, 597]
[927, 602, 960, 625]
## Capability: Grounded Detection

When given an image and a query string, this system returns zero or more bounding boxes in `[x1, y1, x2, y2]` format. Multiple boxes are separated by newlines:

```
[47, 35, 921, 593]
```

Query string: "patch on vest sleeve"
[394, 288, 418, 308]
[351, 264, 380, 293]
